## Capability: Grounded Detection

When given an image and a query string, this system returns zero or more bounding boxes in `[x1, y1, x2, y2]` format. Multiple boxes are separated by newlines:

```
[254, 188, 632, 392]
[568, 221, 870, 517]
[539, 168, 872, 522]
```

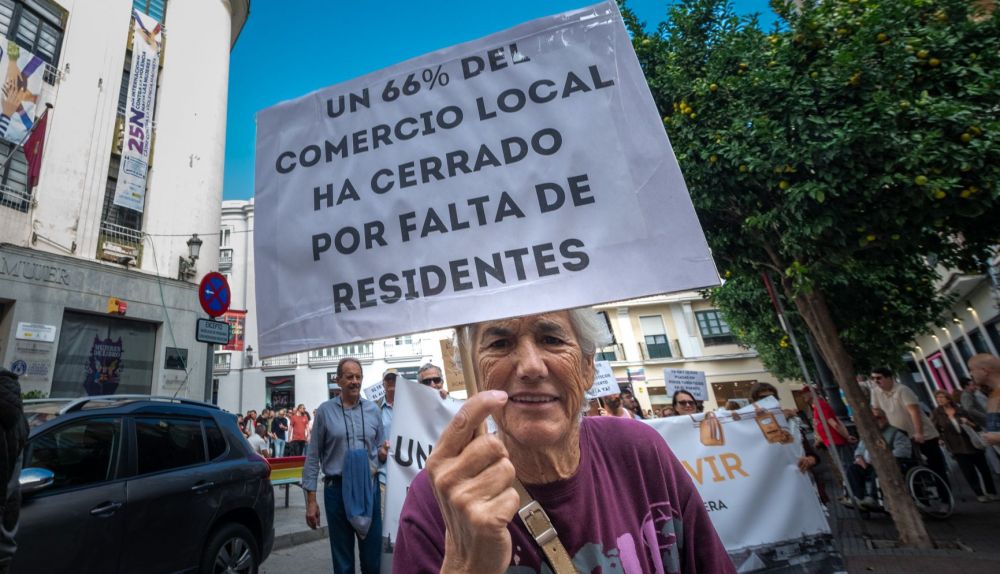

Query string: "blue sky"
[222, 0, 776, 200]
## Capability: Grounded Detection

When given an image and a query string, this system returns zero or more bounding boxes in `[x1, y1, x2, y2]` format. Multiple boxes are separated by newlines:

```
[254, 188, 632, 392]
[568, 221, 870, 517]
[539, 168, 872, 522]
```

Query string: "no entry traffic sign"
[199, 272, 231, 318]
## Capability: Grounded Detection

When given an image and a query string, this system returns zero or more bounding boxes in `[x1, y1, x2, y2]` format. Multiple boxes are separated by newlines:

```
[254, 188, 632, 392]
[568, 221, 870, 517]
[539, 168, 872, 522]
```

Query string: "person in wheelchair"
[846, 408, 914, 509]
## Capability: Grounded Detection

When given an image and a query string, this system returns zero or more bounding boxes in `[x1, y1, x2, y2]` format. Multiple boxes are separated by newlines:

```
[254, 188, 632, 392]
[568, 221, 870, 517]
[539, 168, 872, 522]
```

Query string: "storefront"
[0, 245, 210, 400]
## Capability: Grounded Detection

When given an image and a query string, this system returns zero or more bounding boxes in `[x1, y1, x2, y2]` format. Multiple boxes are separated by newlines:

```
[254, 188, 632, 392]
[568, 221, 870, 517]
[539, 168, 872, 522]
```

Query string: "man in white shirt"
[247, 422, 270, 457]
[869, 366, 949, 484]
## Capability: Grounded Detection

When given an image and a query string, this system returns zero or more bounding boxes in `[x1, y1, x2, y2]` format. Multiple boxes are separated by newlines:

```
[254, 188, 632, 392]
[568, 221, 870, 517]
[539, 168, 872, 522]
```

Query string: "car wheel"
[200, 522, 259, 574]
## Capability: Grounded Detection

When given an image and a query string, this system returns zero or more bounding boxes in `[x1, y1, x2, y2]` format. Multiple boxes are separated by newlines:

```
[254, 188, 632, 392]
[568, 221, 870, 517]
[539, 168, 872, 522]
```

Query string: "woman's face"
[935, 393, 950, 407]
[474, 311, 594, 449]
[674, 392, 697, 415]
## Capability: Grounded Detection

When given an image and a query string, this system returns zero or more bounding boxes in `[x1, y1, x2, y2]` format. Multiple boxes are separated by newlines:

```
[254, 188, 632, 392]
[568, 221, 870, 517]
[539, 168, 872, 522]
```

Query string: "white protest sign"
[665, 368, 708, 401]
[362, 380, 386, 403]
[585, 360, 620, 400]
[381, 379, 462, 572]
[254, 1, 718, 357]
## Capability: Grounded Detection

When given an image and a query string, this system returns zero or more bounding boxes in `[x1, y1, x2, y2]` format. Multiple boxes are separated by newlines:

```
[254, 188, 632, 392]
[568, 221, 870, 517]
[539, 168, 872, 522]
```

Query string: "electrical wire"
[143, 232, 193, 397]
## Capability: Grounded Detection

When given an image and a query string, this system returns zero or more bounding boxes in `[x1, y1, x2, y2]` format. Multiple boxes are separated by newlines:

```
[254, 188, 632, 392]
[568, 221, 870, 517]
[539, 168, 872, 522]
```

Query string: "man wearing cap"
[418, 363, 448, 399]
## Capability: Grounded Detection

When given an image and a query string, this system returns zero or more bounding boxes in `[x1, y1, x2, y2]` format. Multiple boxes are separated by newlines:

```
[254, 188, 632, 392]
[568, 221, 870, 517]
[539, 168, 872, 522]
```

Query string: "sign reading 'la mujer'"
[254, 2, 718, 357]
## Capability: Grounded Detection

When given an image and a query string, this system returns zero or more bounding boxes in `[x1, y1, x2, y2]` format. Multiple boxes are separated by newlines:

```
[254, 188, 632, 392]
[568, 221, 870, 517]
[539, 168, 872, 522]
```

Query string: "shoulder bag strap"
[512, 478, 577, 574]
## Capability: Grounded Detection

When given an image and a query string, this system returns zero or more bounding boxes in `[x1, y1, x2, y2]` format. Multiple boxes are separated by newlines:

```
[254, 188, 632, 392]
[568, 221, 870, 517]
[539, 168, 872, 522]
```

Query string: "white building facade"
[214, 199, 457, 414]
[0, 0, 249, 401]
[909, 255, 1000, 400]
[594, 294, 793, 414]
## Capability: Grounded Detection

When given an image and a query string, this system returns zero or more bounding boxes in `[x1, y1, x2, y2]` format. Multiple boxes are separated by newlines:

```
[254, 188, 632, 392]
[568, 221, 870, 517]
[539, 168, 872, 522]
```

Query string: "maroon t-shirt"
[393, 416, 734, 573]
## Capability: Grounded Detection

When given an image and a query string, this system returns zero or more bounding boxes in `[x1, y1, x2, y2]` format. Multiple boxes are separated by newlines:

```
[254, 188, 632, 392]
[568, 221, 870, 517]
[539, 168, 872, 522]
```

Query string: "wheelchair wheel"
[906, 466, 953, 519]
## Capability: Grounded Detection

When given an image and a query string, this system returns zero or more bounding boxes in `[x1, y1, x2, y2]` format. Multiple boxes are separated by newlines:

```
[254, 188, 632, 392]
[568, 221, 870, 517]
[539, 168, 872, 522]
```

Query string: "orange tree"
[623, 0, 998, 547]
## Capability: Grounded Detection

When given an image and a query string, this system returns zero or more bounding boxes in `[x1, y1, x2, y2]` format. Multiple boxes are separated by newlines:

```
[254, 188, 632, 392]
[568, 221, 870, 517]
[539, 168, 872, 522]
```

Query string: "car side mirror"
[19, 467, 55, 495]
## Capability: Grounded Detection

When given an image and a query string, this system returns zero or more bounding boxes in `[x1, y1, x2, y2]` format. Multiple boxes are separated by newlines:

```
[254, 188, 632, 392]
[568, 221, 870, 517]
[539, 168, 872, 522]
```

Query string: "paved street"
[263, 538, 336, 573]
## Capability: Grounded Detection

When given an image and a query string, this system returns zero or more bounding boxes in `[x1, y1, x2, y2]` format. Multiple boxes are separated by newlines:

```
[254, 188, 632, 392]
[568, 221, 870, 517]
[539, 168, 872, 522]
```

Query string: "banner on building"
[222, 310, 247, 351]
[665, 368, 708, 401]
[380, 388, 842, 572]
[254, 1, 719, 358]
[113, 9, 162, 212]
[0, 37, 45, 145]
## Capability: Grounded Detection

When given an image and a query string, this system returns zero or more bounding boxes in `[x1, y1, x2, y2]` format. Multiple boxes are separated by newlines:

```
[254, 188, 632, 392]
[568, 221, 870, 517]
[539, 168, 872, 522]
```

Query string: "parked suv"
[13, 395, 274, 574]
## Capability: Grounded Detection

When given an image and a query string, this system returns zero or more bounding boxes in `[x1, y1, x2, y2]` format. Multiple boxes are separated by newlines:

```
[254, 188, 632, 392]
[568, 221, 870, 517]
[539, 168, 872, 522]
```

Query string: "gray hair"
[453, 308, 612, 369]
[335, 357, 362, 378]
[418, 363, 441, 377]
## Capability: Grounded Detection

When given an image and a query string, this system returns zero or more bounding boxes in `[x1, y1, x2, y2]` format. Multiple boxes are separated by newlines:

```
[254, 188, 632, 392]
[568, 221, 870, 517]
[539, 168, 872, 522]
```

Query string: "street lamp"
[178, 233, 203, 281]
[245, 345, 254, 367]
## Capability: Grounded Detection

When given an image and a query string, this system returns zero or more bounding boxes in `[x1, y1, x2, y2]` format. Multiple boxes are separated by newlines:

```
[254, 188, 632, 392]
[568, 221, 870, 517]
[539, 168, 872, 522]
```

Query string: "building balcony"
[97, 221, 144, 266]
[0, 184, 31, 213]
[307, 344, 374, 366]
[218, 248, 233, 271]
[595, 343, 625, 362]
[261, 354, 299, 370]
[213, 353, 231, 373]
[383, 340, 423, 361]
[639, 339, 684, 361]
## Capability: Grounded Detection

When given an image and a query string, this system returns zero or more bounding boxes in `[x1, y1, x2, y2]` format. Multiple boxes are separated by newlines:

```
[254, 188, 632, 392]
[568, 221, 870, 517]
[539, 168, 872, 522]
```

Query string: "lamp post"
[178, 233, 203, 281]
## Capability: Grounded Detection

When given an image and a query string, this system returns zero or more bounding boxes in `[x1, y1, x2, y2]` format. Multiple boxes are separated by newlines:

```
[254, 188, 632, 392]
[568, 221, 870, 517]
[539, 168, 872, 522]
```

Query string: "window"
[696, 310, 736, 346]
[25, 417, 122, 492]
[132, 0, 167, 22]
[0, 0, 64, 212]
[50, 312, 156, 398]
[394, 335, 412, 345]
[205, 419, 226, 459]
[0, 0, 64, 66]
[219, 227, 231, 247]
[639, 315, 671, 359]
[134, 417, 205, 474]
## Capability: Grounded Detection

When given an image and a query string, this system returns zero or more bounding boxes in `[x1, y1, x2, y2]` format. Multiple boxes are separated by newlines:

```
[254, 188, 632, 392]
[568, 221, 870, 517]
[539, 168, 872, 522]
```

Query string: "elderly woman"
[393, 310, 732, 573]
[930, 390, 997, 502]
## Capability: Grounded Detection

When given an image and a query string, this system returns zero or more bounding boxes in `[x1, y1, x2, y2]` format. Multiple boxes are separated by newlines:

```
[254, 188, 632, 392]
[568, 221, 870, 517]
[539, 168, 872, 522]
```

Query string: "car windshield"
[23, 400, 71, 429]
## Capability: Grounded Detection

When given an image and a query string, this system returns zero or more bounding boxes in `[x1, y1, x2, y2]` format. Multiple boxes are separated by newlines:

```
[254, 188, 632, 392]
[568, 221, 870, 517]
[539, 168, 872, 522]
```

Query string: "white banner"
[381, 379, 462, 570]
[380, 394, 842, 572]
[665, 368, 708, 401]
[585, 360, 620, 399]
[645, 398, 842, 571]
[254, 1, 718, 358]
[113, 10, 162, 212]
[0, 37, 45, 144]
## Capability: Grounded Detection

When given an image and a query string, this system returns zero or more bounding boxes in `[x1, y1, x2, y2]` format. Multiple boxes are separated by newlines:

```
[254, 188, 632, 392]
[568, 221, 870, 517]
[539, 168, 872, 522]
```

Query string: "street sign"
[196, 318, 232, 345]
[198, 272, 231, 318]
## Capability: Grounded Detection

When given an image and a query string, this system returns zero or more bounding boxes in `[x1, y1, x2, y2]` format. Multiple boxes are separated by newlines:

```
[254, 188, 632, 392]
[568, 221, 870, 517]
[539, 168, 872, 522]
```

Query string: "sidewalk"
[272, 484, 328, 550]
[825, 466, 1000, 573]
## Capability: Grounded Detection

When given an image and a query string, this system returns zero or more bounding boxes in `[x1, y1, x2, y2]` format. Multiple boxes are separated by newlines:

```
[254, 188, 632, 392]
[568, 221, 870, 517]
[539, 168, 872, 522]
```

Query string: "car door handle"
[190, 481, 215, 493]
[90, 501, 123, 517]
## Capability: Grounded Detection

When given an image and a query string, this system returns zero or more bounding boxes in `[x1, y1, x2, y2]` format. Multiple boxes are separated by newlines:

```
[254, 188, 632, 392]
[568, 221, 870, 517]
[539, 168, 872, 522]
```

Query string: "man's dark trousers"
[323, 477, 381, 573]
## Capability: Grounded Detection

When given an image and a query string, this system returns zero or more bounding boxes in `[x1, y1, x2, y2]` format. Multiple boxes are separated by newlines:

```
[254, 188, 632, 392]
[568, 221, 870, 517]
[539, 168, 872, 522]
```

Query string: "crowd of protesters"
[237, 404, 315, 458]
